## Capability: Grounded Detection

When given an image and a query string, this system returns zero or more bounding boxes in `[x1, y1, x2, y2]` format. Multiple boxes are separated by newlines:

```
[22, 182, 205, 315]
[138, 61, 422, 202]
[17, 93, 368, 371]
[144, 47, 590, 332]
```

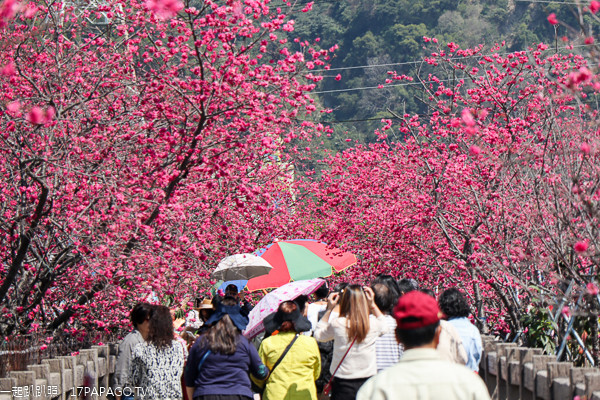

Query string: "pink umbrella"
[243, 278, 326, 339]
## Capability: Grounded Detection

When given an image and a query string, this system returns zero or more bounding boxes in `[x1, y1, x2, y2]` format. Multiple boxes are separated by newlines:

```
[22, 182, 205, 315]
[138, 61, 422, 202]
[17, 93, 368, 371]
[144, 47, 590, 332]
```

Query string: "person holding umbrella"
[254, 300, 321, 399]
[314, 285, 388, 400]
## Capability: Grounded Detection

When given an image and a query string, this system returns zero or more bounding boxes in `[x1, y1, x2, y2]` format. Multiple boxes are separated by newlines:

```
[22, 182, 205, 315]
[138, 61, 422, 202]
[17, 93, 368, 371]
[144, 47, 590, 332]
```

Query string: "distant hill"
[285, 0, 582, 149]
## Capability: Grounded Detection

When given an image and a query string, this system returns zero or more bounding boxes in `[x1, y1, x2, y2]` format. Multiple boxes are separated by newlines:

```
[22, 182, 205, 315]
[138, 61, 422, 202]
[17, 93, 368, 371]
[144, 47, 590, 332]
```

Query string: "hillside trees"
[289, 0, 583, 144]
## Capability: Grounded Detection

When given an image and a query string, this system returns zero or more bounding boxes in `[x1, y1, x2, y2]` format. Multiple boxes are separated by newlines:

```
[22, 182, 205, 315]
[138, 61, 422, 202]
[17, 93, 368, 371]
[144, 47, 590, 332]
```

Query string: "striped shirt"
[375, 315, 404, 372]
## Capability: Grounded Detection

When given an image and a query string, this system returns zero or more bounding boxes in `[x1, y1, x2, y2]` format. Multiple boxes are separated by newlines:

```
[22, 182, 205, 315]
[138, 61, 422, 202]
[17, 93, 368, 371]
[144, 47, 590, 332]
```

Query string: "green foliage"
[521, 305, 558, 355]
[285, 0, 586, 151]
[348, 31, 384, 63]
[510, 23, 541, 51]
[384, 23, 428, 57]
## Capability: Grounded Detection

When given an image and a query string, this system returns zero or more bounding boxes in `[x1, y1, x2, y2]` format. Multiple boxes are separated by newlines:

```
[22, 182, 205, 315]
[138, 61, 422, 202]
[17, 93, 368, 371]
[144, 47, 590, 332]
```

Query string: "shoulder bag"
[322, 337, 357, 396]
[269, 333, 299, 376]
[258, 333, 300, 395]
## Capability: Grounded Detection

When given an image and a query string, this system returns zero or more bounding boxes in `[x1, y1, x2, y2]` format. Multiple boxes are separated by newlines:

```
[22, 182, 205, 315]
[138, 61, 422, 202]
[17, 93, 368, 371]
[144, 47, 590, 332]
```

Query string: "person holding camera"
[314, 284, 388, 400]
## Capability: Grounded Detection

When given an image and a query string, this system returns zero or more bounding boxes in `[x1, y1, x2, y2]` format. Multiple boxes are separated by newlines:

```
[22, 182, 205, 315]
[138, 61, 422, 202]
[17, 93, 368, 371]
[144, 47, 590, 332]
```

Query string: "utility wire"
[268, 0, 592, 12]
[311, 79, 456, 94]
[303, 93, 600, 124]
[271, 0, 588, 7]
[514, 0, 587, 4]
[311, 44, 596, 94]
[313, 43, 595, 74]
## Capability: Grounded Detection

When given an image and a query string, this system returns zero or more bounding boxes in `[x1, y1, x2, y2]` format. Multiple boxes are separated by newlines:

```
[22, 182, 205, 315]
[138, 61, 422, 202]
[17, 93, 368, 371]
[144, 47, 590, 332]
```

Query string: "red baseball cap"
[393, 291, 443, 329]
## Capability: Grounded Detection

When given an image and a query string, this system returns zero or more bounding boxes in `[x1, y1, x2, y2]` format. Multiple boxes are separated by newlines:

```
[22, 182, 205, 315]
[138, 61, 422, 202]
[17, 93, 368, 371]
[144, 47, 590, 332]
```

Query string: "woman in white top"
[314, 284, 388, 400]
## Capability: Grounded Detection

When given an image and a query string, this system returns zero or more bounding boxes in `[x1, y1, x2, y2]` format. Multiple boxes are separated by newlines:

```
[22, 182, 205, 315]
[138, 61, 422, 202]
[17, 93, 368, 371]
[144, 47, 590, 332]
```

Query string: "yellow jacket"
[255, 331, 321, 400]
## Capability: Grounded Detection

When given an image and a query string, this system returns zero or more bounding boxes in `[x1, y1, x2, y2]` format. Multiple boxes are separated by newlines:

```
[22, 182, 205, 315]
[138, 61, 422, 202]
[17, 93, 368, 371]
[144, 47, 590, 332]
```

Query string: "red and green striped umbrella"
[246, 239, 356, 292]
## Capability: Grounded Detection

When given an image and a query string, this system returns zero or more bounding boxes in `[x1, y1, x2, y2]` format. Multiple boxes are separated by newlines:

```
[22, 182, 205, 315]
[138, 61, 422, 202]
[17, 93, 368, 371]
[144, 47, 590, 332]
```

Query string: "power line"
[302, 93, 600, 124]
[514, 0, 585, 4]
[303, 116, 401, 124]
[270, 0, 585, 9]
[311, 44, 596, 94]
[313, 43, 594, 74]
[311, 79, 455, 94]
[267, 0, 591, 19]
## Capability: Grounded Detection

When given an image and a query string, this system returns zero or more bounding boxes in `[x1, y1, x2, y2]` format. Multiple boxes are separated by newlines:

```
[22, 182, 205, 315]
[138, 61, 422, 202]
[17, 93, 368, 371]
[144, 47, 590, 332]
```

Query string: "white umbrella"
[212, 253, 273, 281]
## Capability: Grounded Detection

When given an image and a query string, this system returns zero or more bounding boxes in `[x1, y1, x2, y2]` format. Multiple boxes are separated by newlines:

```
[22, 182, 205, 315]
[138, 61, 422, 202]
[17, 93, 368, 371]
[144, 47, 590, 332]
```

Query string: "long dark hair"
[203, 297, 240, 355]
[147, 305, 175, 350]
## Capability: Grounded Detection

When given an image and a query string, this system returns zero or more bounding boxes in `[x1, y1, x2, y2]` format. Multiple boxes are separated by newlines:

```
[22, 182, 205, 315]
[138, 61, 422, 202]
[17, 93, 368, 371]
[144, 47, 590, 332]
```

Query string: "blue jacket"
[184, 334, 268, 398]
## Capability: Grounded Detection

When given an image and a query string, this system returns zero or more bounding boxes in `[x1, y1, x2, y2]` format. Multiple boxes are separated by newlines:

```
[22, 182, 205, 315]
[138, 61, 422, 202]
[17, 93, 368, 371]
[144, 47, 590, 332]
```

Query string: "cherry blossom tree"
[297, 39, 600, 358]
[0, 0, 330, 337]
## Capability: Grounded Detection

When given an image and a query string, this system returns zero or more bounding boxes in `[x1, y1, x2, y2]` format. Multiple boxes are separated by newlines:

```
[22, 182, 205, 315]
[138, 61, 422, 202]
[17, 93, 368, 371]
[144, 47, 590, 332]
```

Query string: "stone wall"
[0, 344, 116, 400]
[480, 335, 600, 400]
[4, 334, 600, 399]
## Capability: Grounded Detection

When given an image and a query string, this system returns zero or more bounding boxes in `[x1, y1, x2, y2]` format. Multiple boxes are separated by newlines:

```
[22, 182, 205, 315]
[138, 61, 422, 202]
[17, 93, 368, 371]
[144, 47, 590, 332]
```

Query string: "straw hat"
[194, 298, 214, 311]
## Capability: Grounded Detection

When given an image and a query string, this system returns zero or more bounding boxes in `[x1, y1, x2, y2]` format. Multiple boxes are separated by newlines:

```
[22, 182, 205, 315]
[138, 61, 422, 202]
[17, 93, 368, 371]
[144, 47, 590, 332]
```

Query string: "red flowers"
[547, 13, 559, 25]
[0, 61, 14, 76]
[469, 145, 481, 156]
[590, 1, 600, 14]
[574, 241, 588, 253]
[26, 106, 55, 125]
[580, 143, 591, 155]
[0, 0, 20, 28]
[145, 0, 182, 19]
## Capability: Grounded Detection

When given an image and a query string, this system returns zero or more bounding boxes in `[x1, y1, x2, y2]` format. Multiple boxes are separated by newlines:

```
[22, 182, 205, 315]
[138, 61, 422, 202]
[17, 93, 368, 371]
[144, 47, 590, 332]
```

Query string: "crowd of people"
[112, 276, 490, 400]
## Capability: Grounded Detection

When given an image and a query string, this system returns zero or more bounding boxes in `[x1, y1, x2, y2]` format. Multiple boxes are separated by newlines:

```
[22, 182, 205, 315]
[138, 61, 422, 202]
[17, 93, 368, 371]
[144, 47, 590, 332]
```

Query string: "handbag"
[322, 337, 357, 396]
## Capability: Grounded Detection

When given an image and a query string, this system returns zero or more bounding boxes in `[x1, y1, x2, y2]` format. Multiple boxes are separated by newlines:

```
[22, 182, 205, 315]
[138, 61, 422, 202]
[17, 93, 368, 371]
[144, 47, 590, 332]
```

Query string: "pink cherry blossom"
[574, 241, 588, 253]
[590, 1, 600, 14]
[461, 108, 475, 126]
[26, 107, 44, 124]
[231, 2, 243, 18]
[302, 2, 314, 12]
[6, 100, 19, 113]
[0, 0, 337, 338]
[469, 145, 481, 156]
[0, 0, 20, 28]
[145, 0, 182, 19]
[0, 61, 14, 76]
[547, 13, 559, 25]
[45, 107, 55, 122]
[580, 143, 591, 155]
[586, 283, 599, 296]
